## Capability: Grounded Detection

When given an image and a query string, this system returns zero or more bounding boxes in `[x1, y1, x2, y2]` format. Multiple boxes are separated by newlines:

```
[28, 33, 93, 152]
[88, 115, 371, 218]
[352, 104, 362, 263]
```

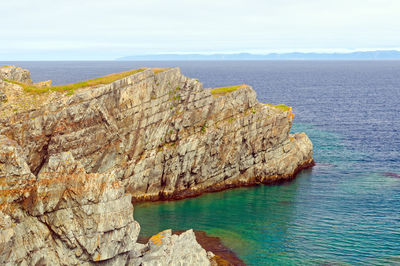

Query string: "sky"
[1, 0, 400, 60]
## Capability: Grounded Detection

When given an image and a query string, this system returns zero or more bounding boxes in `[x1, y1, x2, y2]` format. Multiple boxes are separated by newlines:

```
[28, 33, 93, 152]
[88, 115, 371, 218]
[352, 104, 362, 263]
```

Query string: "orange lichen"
[0, 178, 35, 186]
[96, 234, 100, 247]
[149, 230, 168, 245]
[152, 68, 170, 74]
[287, 107, 295, 119]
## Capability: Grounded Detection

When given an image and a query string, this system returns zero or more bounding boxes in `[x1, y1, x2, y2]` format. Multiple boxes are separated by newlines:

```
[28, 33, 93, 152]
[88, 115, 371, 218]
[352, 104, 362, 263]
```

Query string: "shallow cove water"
[2, 60, 399, 265]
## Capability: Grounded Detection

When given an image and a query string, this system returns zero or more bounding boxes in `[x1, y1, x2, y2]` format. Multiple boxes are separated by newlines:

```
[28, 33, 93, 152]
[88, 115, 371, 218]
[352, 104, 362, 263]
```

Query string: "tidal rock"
[383, 172, 400, 178]
[133, 229, 211, 266]
[139, 230, 245, 266]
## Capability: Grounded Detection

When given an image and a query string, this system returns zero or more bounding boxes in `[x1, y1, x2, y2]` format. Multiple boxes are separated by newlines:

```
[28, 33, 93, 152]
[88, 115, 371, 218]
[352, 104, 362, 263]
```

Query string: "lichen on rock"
[0, 89, 7, 105]
[0, 65, 32, 84]
[0, 66, 313, 265]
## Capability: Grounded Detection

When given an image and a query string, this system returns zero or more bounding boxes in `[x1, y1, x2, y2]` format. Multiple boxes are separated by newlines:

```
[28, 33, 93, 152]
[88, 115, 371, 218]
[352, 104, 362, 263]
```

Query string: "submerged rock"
[383, 172, 400, 178]
[138, 230, 245, 266]
[177, 230, 245, 266]
[0, 66, 314, 265]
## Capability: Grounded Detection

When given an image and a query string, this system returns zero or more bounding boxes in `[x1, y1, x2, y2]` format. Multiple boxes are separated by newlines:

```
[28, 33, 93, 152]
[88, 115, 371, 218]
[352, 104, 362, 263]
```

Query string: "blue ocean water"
[2, 61, 400, 265]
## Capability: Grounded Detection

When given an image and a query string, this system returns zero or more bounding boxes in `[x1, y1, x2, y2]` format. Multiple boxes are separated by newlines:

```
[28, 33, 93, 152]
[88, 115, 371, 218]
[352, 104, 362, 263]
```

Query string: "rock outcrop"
[138, 230, 245, 266]
[0, 90, 6, 106]
[0, 66, 32, 84]
[136, 229, 211, 265]
[0, 66, 313, 265]
[34, 80, 52, 88]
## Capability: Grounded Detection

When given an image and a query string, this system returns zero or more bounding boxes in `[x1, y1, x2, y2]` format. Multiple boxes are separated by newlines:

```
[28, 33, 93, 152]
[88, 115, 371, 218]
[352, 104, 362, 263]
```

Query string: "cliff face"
[0, 66, 313, 265]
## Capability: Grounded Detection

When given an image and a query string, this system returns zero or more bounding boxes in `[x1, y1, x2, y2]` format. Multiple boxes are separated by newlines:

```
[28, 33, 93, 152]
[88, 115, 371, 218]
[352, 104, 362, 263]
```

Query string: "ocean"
[2, 60, 400, 265]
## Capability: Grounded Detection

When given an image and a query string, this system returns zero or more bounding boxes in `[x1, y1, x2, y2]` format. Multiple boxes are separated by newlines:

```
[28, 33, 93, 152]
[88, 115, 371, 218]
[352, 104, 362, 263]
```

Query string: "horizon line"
[120, 49, 400, 56]
[2, 49, 400, 62]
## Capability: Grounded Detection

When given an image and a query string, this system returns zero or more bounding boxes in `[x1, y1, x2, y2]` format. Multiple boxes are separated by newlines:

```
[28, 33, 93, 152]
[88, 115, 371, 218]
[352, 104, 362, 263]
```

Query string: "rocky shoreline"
[139, 158, 315, 203]
[138, 230, 245, 266]
[0, 65, 313, 265]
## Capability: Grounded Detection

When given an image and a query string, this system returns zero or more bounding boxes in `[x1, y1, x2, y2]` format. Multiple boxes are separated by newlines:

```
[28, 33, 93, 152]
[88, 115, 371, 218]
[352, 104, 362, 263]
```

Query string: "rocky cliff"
[0, 66, 313, 265]
[0, 66, 32, 84]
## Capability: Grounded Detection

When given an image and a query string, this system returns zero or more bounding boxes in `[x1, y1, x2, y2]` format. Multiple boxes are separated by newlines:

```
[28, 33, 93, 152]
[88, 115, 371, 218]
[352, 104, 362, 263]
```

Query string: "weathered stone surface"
[0, 68, 313, 201]
[0, 65, 32, 84]
[34, 80, 52, 88]
[138, 230, 244, 266]
[0, 137, 141, 265]
[0, 69, 60, 119]
[0, 66, 313, 265]
[132, 229, 210, 266]
[0, 90, 6, 106]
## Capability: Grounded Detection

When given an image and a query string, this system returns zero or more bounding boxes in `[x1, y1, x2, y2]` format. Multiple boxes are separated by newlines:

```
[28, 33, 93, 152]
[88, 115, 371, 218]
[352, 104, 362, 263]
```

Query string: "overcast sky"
[1, 0, 399, 60]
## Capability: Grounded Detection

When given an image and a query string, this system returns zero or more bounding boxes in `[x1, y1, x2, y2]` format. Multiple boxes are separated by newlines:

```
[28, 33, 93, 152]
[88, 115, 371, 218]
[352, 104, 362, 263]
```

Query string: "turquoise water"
[134, 124, 400, 265]
[3, 61, 399, 264]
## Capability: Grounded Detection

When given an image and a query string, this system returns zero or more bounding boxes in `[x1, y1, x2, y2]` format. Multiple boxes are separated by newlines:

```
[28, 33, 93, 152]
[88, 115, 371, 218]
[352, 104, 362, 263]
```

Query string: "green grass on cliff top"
[210, 84, 248, 97]
[209, 84, 291, 112]
[1, 68, 169, 94]
[263, 103, 291, 111]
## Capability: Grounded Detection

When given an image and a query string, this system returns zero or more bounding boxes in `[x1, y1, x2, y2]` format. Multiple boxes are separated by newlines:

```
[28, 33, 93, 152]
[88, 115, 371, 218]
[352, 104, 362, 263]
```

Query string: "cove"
[134, 124, 400, 265]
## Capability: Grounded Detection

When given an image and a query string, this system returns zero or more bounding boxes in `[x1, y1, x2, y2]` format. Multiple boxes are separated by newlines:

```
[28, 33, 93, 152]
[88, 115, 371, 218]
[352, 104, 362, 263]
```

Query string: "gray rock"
[0, 66, 313, 265]
[0, 90, 6, 106]
[132, 229, 210, 266]
[0, 65, 32, 84]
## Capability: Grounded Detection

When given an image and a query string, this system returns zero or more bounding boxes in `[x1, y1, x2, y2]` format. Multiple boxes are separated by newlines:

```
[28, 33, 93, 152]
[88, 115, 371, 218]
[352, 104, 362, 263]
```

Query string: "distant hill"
[117, 50, 400, 60]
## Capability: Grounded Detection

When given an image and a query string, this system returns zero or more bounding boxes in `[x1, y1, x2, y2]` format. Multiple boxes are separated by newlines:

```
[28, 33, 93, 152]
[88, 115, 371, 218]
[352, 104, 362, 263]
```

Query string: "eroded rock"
[0, 140, 141, 265]
[0, 65, 32, 84]
[133, 229, 211, 266]
[0, 67, 314, 265]
[0, 90, 6, 106]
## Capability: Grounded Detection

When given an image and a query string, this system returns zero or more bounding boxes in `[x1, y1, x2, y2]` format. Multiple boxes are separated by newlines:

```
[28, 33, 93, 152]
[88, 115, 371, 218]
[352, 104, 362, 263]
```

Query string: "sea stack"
[0, 66, 313, 265]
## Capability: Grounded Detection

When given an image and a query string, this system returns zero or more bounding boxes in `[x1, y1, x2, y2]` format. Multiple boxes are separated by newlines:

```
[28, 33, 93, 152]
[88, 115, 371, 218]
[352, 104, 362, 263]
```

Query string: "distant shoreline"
[117, 50, 400, 61]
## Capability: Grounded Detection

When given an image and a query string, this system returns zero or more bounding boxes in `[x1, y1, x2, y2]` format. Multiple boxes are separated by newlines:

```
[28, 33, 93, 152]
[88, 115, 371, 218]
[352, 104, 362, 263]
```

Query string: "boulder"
[0, 65, 32, 84]
[133, 229, 211, 266]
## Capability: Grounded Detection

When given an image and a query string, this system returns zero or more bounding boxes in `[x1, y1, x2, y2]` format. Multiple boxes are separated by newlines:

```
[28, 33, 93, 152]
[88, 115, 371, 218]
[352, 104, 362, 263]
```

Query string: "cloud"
[1, 0, 400, 60]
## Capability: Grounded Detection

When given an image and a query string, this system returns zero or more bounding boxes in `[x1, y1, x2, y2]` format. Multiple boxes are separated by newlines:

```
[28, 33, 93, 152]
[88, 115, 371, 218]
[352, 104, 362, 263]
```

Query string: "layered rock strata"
[0, 66, 313, 265]
[0, 136, 210, 265]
